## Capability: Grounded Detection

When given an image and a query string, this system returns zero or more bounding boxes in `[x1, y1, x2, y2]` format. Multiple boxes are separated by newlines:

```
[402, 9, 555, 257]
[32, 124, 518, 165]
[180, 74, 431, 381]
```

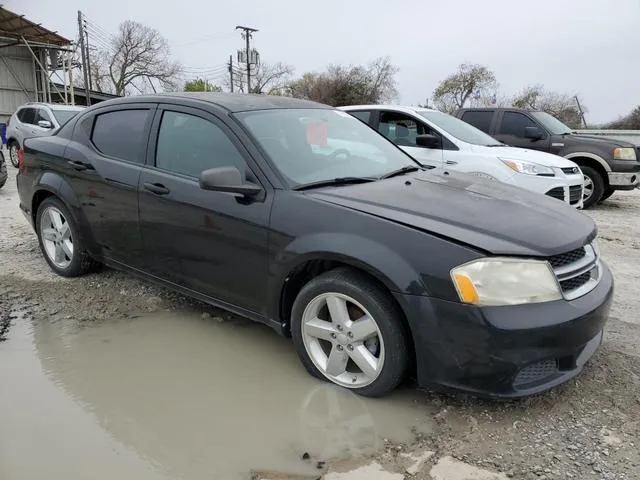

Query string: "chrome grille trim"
[551, 243, 601, 300]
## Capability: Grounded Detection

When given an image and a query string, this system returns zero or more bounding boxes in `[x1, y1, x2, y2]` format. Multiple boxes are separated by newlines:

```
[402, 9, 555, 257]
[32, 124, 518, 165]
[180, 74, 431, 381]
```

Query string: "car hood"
[308, 170, 596, 257]
[567, 132, 636, 148]
[471, 145, 578, 168]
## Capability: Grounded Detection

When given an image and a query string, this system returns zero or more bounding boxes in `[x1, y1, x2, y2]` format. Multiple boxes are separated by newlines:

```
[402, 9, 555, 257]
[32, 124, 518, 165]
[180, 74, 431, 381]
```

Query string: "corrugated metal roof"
[0, 6, 71, 46]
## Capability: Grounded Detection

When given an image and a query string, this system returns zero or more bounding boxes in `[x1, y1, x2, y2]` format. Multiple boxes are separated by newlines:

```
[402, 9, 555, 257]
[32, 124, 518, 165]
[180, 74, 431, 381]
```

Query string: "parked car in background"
[455, 107, 640, 207]
[17, 93, 612, 398]
[339, 105, 584, 209]
[6, 102, 85, 168]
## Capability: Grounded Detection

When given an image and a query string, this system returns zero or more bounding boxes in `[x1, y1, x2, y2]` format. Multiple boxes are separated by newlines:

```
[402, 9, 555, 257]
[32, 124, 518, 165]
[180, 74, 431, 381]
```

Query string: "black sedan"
[16, 93, 613, 398]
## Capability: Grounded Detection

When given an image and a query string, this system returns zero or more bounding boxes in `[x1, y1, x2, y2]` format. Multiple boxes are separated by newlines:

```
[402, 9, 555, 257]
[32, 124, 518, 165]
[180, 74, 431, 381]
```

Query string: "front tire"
[8, 142, 19, 168]
[599, 187, 614, 202]
[36, 197, 97, 277]
[581, 166, 605, 208]
[291, 267, 409, 397]
[0, 151, 6, 188]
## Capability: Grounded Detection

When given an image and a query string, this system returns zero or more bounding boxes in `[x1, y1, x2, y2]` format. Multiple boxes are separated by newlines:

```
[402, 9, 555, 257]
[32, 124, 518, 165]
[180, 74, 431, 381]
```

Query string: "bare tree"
[605, 106, 640, 130]
[512, 84, 586, 128]
[86, 21, 181, 96]
[432, 63, 496, 113]
[288, 57, 399, 106]
[227, 62, 294, 94]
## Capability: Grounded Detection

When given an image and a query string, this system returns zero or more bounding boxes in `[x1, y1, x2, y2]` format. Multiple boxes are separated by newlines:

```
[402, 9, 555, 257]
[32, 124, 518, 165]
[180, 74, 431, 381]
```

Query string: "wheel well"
[31, 190, 55, 226]
[7, 138, 18, 147]
[571, 157, 609, 187]
[279, 259, 417, 370]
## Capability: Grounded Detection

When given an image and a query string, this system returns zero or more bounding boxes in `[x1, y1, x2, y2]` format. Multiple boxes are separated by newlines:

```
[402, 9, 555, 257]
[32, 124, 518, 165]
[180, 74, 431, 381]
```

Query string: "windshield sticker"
[306, 122, 328, 146]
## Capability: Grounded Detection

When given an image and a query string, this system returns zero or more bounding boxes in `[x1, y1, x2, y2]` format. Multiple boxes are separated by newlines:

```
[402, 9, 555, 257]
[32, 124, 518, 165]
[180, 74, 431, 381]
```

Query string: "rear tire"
[8, 141, 19, 168]
[0, 151, 6, 188]
[35, 197, 98, 277]
[290, 267, 409, 397]
[581, 166, 604, 209]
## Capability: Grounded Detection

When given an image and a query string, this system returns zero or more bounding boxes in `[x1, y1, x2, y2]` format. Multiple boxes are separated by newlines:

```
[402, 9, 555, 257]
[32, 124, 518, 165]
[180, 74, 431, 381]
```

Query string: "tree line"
[81, 20, 638, 130]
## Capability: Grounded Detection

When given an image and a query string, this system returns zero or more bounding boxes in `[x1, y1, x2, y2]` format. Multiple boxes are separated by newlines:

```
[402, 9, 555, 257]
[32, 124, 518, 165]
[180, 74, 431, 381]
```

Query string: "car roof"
[19, 103, 85, 111]
[94, 92, 330, 113]
[338, 105, 439, 115]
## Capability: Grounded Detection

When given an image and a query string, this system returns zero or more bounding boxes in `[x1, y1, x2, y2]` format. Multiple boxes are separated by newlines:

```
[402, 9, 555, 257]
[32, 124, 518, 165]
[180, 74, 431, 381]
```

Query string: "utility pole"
[77, 11, 91, 105]
[574, 95, 587, 129]
[235, 25, 258, 93]
[84, 19, 93, 92]
[228, 54, 234, 93]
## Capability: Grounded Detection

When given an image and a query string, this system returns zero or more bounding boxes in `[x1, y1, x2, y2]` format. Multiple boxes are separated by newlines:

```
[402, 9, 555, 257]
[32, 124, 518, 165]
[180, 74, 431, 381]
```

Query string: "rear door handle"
[67, 160, 93, 171]
[143, 182, 170, 195]
[445, 160, 458, 165]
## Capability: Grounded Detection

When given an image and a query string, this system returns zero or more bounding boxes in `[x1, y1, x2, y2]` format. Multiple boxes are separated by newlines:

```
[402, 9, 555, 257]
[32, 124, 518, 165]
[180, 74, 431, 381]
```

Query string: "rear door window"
[18, 108, 36, 125]
[461, 111, 493, 133]
[91, 109, 151, 163]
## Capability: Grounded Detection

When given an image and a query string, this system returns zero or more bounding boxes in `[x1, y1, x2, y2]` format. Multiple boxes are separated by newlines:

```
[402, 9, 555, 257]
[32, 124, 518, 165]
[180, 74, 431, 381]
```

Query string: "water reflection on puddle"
[0, 310, 434, 479]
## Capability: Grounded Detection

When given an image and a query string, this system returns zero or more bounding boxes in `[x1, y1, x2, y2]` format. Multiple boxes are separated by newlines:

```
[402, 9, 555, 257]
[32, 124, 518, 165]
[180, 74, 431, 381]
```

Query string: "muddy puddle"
[0, 308, 435, 480]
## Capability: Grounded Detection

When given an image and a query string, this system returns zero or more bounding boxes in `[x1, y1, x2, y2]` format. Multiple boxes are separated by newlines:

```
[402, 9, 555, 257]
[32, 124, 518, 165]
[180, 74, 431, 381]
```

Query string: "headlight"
[450, 258, 562, 306]
[499, 158, 555, 176]
[613, 147, 636, 161]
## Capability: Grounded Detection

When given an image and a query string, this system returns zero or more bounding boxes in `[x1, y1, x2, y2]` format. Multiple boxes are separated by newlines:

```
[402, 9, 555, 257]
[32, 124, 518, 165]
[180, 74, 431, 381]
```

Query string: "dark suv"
[16, 93, 613, 398]
[456, 107, 640, 208]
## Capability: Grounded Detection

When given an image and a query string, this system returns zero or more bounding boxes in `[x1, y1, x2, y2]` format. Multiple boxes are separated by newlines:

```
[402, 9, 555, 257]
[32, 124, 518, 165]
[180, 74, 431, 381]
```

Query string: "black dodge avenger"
[17, 93, 613, 398]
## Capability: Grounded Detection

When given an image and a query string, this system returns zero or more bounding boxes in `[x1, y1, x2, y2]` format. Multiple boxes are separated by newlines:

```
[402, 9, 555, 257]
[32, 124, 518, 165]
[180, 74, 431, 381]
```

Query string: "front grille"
[569, 185, 582, 204]
[562, 167, 580, 175]
[547, 247, 587, 268]
[545, 187, 565, 201]
[560, 271, 592, 291]
[513, 359, 558, 388]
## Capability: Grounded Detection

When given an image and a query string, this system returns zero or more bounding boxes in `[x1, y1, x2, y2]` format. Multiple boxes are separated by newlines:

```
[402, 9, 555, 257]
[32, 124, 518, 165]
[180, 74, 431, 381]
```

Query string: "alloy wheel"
[583, 174, 594, 202]
[301, 292, 384, 389]
[39, 206, 74, 269]
[9, 144, 19, 168]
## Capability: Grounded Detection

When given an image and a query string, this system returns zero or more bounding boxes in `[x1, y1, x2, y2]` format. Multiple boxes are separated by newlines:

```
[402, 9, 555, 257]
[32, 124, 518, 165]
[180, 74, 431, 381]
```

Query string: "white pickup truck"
[339, 105, 585, 208]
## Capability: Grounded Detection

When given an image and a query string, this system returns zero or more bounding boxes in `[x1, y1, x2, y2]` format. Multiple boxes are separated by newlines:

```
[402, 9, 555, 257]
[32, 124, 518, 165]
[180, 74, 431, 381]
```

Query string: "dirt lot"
[1, 161, 639, 480]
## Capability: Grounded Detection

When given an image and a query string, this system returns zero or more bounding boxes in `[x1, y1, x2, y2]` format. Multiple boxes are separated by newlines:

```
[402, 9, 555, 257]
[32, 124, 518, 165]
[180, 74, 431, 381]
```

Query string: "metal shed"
[0, 6, 72, 123]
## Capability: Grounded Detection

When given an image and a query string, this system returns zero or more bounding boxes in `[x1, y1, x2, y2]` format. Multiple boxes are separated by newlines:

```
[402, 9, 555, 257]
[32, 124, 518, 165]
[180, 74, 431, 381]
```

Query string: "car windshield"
[416, 109, 502, 146]
[51, 109, 81, 126]
[530, 111, 573, 135]
[235, 108, 419, 187]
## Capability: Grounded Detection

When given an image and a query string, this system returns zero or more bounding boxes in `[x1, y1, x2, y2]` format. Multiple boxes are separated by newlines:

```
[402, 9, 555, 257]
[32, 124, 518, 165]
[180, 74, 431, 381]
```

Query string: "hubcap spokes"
[302, 293, 384, 388]
[583, 175, 594, 201]
[40, 207, 73, 269]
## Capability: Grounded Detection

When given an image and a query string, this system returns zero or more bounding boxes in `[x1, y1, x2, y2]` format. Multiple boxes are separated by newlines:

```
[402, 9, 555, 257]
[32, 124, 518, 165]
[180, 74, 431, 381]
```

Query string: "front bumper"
[396, 261, 613, 398]
[608, 171, 639, 190]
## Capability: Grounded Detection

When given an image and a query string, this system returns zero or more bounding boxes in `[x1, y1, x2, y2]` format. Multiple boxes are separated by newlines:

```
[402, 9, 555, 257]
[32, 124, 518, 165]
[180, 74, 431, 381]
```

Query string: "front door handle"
[67, 160, 93, 171]
[445, 160, 458, 165]
[143, 182, 170, 195]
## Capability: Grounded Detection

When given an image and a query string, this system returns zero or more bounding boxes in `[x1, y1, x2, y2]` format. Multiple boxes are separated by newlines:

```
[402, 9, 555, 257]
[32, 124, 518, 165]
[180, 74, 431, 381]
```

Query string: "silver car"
[6, 103, 85, 167]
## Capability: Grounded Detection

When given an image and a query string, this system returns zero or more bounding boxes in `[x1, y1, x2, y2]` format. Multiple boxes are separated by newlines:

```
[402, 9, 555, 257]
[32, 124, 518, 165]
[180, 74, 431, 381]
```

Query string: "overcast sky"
[8, 0, 640, 124]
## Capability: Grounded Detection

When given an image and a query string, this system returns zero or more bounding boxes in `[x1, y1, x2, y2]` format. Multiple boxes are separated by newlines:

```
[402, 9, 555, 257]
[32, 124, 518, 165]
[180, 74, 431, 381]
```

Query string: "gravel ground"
[1, 161, 639, 479]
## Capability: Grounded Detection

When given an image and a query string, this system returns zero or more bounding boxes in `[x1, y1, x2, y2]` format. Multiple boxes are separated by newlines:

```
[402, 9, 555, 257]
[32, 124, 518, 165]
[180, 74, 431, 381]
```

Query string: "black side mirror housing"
[199, 166, 262, 197]
[524, 126, 544, 140]
[416, 134, 442, 149]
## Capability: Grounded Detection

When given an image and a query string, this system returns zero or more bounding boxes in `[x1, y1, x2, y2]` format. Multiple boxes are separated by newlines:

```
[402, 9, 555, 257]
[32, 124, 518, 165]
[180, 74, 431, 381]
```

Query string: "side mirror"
[38, 120, 53, 129]
[524, 126, 544, 140]
[199, 166, 262, 197]
[416, 134, 442, 149]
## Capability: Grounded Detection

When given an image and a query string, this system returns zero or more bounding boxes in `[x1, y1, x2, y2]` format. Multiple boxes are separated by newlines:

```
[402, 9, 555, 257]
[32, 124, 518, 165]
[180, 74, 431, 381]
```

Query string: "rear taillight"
[17, 145, 24, 171]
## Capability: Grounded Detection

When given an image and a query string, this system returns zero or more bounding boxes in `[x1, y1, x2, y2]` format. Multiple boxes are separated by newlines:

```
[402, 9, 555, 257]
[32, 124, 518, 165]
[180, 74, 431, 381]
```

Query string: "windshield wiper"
[380, 165, 423, 179]
[293, 177, 376, 191]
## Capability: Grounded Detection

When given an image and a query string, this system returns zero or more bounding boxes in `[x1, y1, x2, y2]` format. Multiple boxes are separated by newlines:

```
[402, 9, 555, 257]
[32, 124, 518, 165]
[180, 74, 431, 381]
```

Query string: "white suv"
[6, 103, 85, 167]
[339, 105, 585, 208]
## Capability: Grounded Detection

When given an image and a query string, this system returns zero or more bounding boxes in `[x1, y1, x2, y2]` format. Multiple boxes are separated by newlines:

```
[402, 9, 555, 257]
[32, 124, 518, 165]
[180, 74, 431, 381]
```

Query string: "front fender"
[273, 232, 423, 296]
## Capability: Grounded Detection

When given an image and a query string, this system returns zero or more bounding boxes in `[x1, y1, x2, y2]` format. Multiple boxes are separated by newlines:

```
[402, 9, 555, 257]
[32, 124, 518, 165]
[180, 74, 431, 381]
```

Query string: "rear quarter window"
[91, 109, 151, 163]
